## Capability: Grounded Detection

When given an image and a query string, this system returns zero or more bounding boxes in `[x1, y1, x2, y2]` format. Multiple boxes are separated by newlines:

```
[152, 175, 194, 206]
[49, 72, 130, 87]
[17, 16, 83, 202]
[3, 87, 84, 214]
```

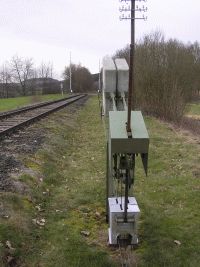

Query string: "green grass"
[0, 94, 67, 112]
[0, 96, 199, 266]
[134, 116, 200, 266]
[186, 103, 200, 116]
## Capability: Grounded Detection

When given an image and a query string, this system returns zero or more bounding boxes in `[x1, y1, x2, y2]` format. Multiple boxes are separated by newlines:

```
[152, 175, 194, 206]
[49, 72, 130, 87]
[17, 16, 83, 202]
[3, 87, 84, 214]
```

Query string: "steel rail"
[0, 94, 82, 119]
[0, 94, 86, 138]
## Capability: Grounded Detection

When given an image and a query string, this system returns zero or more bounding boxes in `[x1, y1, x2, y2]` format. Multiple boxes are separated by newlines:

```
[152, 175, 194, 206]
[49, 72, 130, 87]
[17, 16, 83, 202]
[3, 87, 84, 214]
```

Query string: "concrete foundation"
[108, 197, 140, 245]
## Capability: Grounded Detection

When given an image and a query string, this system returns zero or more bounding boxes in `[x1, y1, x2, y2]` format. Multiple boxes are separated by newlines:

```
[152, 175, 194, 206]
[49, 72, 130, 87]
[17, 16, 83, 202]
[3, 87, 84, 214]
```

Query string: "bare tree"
[63, 63, 93, 92]
[114, 44, 130, 64]
[0, 63, 12, 98]
[113, 31, 200, 122]
[37, 62, 54, 78]
[190, 41, 200, 98]
[10, 55, 34, 96]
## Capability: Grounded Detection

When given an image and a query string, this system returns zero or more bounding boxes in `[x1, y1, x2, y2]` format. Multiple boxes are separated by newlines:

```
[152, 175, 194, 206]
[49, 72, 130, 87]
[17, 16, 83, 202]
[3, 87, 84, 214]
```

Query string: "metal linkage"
[107, 110, 149, 246]
[113, 154, 135, 221]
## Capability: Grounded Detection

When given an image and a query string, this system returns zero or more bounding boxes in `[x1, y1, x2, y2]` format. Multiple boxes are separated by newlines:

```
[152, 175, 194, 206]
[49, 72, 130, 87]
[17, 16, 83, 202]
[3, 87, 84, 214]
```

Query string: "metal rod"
[110, 93, 117, 111]
[124, 170, 129, 223]
[121, 92, 127, 111]
[126, 0, 135, 137]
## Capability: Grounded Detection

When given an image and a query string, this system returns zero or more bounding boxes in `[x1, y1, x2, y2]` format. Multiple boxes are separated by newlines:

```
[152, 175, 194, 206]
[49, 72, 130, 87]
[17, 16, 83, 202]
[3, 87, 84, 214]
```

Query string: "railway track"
[0, 94, 86, 138]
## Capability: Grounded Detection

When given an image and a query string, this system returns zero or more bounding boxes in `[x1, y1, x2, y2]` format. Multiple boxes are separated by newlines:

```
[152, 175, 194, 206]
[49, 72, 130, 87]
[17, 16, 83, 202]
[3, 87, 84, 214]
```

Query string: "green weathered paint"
[109, 111, 149, 154]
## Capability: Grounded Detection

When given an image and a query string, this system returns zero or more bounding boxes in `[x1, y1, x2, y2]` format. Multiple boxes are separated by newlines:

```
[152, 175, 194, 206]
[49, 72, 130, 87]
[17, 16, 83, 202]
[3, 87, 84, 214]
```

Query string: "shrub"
[114, 31, 200, 122]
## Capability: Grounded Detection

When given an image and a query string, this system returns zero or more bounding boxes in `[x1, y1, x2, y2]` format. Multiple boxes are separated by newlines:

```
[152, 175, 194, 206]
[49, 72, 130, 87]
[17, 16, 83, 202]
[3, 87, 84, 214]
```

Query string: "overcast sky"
[0, 0, 199, 79]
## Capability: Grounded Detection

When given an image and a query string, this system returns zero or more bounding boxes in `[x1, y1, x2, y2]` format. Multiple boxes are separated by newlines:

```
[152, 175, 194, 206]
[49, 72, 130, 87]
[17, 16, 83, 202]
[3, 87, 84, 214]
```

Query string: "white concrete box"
[102, 57, 116, 93]
[108, 197, 140, 245]
[115, 58, 129, 93]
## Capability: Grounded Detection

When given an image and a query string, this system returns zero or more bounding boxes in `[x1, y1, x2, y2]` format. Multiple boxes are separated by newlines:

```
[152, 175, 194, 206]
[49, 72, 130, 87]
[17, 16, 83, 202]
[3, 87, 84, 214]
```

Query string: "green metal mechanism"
[102, 57, 149, 245]
[107, 110, 149, 199]
[109, 111, 149, 154]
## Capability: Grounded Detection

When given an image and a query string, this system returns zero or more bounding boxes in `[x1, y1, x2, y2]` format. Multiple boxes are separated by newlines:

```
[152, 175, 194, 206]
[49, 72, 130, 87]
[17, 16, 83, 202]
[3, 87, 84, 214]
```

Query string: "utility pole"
[98, 59, 101, 93]
[119, 0, 147, 136]
[69, 51, 72, 93]
[60, 82, 64, 96]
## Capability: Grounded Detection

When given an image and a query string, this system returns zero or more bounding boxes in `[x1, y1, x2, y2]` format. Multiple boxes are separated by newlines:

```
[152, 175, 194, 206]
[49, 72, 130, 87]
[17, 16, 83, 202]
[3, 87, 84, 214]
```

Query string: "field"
[0, 94, 67, 112]
[0, 96, 199, 266]
[187, 103, 200, 116]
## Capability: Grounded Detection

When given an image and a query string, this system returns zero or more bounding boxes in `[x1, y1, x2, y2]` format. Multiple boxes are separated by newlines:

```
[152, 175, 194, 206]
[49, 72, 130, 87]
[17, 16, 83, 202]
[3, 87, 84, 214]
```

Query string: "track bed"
[0, 94, 86, 137]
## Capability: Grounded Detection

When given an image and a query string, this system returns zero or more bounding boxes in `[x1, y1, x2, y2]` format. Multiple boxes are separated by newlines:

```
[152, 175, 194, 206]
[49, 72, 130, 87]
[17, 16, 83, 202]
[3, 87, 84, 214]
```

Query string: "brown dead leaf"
[2, 214, 10, 219]
[174, 240, 181, 246]
[95, 211, 101, 218]
[7, 256, 14, 264]
[32, 218, 46, 226]
[5, 240, 15, 251]
[81, 230, 90, 237]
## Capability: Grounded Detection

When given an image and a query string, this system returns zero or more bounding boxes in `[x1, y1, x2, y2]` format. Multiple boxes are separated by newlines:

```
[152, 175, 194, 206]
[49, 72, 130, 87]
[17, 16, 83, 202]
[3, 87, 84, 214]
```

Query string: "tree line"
[1, 57, 96, 97]
[63, 63, 95, 93]
[0, 55, 54, 97]
[114, 31, 200, 122]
